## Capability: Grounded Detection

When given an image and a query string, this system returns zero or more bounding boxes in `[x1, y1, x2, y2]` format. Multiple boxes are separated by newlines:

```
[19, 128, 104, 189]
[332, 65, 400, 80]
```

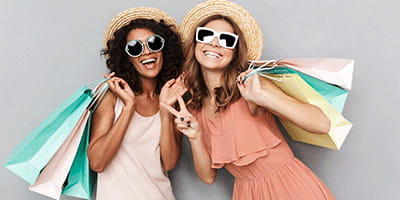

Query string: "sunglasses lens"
[126, 40, 143, 57]
[147, 35, 164, 52]
[220, 34, 237, 48]
[197, 29, 215, 43]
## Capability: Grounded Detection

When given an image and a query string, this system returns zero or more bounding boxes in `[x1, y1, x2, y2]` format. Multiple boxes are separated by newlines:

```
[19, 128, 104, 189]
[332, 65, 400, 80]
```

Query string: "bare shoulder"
[93, 90, 117, 116]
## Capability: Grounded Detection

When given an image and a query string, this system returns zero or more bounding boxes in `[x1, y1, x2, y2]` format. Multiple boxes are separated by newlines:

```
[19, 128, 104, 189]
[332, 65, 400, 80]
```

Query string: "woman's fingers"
[176, 92, 188, 112]
[107, 77, 134, 99]
[172, 84, 187, 97]
[177, 123, 191, 129]
[103, 72, 116, 79]
[163, 79, 176, 89]
[160, 102, 180, 117]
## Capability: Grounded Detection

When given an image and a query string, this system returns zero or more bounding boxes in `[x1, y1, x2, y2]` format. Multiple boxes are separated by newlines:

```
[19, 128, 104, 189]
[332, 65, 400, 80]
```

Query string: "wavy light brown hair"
[184, 15, 249, 112]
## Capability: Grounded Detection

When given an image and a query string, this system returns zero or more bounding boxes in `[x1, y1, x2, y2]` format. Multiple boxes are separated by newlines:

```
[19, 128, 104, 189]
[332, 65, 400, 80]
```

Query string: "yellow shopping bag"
[263, 73, 352, 149]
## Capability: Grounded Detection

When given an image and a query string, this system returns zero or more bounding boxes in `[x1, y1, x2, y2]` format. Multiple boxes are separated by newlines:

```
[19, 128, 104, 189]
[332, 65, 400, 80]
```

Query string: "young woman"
[88, 7, 185, 200]
[162, 0, 335, 199]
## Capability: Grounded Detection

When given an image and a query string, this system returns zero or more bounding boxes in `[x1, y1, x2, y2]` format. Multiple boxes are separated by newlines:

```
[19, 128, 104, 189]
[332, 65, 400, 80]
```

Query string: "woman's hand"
[104, 72, 135, 109]
[160, 92, 200, 140]
[160, 73, 188, 106]
[236, 69, 266, 105]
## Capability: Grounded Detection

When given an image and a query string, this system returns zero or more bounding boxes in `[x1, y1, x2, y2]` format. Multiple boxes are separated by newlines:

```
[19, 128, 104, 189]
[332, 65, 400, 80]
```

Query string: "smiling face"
[194, 19, 236, 72]
[126, 28, 163, 79]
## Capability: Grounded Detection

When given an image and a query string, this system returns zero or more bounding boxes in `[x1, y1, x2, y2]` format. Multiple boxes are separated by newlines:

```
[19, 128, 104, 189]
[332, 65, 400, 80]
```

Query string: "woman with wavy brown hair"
[87, 7, 184, 200]
[162, 0, 335, 199]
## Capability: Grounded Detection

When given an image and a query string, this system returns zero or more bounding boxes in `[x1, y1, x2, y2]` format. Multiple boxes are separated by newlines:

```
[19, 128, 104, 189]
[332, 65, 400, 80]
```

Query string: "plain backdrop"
[1, 0, 399, 199]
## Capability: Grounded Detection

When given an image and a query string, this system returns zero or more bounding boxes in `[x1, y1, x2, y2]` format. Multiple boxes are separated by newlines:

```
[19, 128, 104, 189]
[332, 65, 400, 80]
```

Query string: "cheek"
[194, 43, 204, 60]
[157, 53, 163, 66]
[129, 57, 140, 66]
[223, 49, 235, 62]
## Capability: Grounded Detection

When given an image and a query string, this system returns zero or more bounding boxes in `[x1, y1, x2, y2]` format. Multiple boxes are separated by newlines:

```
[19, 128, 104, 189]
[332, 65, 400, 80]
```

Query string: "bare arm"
[188, 134, 216, 184]
[161, 94, 217, 184]
[238, 72, 330, 134]
[159, 108, 182, 171]
[158, 78, 187, 171]
[88, 76, 136, 173]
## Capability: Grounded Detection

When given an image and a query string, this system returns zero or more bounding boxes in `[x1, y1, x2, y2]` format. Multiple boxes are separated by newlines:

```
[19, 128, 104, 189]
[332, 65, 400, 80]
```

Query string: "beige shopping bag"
[264, 73, 352, 149]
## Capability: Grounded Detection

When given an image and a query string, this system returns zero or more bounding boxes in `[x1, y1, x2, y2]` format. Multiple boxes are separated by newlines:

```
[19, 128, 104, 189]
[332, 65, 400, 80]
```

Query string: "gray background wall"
[1, 0, 399, 199]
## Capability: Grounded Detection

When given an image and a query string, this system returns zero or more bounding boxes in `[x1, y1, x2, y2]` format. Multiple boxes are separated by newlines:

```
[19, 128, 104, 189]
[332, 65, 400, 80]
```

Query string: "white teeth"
[204, 51, 221, 58]
[141, 58, 156, 64]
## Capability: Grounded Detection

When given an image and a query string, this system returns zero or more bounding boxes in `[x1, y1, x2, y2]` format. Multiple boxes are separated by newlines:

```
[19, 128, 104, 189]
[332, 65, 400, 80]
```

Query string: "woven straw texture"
[103, 7, 178, 49]
[180, 0, 263, 60]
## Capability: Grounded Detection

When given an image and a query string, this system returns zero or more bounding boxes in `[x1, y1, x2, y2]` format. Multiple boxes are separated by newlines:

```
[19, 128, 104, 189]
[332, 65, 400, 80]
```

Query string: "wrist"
[122, 103, 135, 113]
[159, 107, 172, 117]
[188, 130, 203, 142]
[252, 91, 269, 107]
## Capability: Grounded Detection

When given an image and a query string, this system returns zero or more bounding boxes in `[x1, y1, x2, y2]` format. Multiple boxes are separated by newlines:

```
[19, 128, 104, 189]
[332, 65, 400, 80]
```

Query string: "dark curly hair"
[102, 19, 184, 95]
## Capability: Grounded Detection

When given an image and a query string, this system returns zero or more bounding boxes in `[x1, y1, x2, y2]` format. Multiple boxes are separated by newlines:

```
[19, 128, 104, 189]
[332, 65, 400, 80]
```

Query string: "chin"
[141, 70, 161, 79]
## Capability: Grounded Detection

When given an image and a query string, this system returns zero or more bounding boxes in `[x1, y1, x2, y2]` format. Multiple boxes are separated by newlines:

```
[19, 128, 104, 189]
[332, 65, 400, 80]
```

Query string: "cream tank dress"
[96, 99, 175, 200]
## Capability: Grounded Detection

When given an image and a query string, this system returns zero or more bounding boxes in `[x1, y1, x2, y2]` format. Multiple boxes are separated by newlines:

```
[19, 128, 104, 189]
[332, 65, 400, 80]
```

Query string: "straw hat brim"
[103, 7, 178, 49]
[180, 0, 263, 60]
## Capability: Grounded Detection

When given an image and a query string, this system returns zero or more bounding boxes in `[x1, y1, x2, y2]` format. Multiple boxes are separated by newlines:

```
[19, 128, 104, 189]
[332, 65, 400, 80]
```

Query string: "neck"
[200, 66, 223, 99]
[139, 76, 157, 98]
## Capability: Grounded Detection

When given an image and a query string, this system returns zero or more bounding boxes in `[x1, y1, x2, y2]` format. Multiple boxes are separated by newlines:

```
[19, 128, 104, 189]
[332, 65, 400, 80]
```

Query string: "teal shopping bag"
[63, 83, 108, 199]
[62, 112, 96, 199]
[4, 80, 107, 185]
[257, 67, 348, 113]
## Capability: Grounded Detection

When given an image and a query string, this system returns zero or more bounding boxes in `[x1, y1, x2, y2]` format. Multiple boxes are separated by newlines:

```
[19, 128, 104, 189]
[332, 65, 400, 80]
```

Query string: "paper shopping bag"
[4, 79, 107, 184]
[263, 73, 352, 149]
[62, 112, 97, 199]
[250, 58, 354, 90]
[266, 67, 348, 113]
[29, 110, 90, 200]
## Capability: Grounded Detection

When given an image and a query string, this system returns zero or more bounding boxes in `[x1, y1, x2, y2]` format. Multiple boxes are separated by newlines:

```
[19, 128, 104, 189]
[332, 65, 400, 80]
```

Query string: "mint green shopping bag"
[4, 79, 107, 185]
[254, 67, 348, 113]
[62, 111, 96, 199]
[62, 83, 108, 199]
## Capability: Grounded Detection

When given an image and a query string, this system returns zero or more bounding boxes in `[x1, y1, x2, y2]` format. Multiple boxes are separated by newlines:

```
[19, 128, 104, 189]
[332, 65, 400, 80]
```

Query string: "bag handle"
[245, 60, 283, 82]
[86, 79, 110, 111]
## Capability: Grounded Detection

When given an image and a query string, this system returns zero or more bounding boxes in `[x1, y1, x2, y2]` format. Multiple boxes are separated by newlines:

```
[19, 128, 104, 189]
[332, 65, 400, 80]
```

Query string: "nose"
[209, 36, 220, 47]
[142, 43, 151, 55]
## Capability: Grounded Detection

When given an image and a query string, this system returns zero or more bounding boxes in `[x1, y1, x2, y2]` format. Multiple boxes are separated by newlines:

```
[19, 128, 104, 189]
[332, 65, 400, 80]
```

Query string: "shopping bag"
[4, 79, 107, 184]
[262, 67, 348, 113]
[29, 110, 90, 200]
[249, 58, 354, 90]
[260, 73, 352, 149]
[29, 82, 107, 199]
[62, 111, 96, 199]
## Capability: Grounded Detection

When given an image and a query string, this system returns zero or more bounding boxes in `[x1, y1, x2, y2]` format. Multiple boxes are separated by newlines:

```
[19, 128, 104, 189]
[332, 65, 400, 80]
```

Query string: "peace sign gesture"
[160, 92, 201, 140]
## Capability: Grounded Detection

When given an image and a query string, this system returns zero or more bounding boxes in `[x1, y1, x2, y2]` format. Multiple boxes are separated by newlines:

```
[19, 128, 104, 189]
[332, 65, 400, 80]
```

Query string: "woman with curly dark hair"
[87, 8, 184, 200]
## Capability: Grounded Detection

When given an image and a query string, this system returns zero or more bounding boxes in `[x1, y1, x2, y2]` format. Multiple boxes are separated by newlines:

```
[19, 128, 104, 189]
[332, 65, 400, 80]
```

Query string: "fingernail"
[187, 124, 191, 128]
[180, 117, 184, 121]
[187, 121, 190, 124]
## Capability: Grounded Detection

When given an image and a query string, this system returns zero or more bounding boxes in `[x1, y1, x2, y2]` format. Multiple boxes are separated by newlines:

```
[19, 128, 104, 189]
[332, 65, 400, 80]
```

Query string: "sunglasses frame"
[125, 34, 165, 57]
[195, 27, 239, 49]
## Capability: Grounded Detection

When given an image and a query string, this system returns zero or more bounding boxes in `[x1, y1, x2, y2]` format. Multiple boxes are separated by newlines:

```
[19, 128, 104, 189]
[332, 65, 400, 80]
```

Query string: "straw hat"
[103, 7, 178, 49]
[180, 0, 263, 60]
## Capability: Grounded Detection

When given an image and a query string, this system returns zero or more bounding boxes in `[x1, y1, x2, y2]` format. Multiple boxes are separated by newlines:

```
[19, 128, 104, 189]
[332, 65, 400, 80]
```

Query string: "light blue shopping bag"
[4, 79, 108, 185]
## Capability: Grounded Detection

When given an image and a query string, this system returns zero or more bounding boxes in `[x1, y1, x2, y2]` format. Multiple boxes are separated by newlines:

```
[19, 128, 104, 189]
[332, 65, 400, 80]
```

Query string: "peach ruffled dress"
[193, 98, 335, 200]
[96, 99, 175, 200]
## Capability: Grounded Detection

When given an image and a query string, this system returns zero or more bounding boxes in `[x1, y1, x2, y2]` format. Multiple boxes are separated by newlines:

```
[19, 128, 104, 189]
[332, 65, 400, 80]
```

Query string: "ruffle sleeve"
[197, 98, 283, 169]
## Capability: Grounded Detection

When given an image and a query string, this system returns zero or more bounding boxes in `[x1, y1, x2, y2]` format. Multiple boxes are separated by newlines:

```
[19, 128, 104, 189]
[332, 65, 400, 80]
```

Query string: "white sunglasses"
[195, 27, 239, 49]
